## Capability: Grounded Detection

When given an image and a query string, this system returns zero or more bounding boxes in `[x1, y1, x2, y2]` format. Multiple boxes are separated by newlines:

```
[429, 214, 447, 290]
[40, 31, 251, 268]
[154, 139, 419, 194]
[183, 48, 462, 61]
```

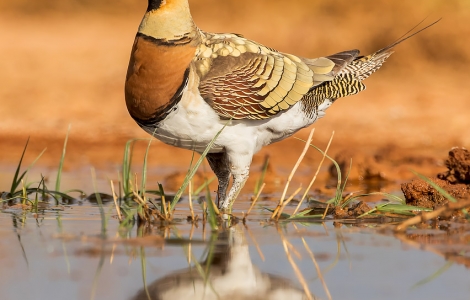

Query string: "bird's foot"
[219, 173, 248, 210]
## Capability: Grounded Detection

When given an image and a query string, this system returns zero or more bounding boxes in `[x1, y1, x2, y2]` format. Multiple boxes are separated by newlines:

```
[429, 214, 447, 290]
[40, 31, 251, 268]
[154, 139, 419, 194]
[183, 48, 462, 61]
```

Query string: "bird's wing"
[194, 33, 338, 120]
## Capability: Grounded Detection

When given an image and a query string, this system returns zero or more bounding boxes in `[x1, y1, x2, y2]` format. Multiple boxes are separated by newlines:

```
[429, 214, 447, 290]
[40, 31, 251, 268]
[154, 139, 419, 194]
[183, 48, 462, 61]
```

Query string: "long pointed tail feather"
[340, 18, 441, 80]
[376, 18, 441, 56]
[303, 18, 440, 115]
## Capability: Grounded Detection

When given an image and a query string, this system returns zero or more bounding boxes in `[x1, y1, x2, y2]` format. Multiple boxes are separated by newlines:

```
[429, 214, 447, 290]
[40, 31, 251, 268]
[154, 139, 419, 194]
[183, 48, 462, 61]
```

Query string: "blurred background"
[1, 0, 469, 171]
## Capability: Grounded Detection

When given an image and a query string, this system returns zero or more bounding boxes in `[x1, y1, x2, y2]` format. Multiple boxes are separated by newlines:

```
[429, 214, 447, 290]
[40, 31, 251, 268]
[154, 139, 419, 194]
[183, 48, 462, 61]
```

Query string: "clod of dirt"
[438, 147, 470, 184]
[349, 201, 372, 216]
[333, 201, 372, 218]
[333, 206, 348, 218]
[401, 177, 469, 209]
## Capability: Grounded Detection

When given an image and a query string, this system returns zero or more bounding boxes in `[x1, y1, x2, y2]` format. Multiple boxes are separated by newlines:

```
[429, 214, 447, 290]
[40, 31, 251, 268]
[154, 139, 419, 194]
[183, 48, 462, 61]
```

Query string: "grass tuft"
[55, 125, 71, 193]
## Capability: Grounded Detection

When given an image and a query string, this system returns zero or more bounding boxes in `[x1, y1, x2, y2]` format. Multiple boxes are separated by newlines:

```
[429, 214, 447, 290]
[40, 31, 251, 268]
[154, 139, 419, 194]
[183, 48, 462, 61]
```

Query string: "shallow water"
[1, 197, 469, 300]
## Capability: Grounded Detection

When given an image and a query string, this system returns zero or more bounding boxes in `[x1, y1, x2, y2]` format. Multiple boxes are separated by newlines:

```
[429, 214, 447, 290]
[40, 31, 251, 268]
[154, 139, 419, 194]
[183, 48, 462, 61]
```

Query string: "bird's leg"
[220, 152, 252, 210]
[206, 152, 231, 207]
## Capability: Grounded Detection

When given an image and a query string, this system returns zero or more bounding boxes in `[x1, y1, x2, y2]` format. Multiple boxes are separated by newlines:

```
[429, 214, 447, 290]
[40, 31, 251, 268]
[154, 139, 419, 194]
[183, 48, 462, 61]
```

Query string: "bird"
[125, 0, 437, 210]
[132, 226, 309, 299]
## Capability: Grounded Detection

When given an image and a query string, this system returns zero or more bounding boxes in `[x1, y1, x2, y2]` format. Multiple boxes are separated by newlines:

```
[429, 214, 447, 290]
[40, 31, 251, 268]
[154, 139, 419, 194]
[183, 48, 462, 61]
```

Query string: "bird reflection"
[132, 225, 312, 300]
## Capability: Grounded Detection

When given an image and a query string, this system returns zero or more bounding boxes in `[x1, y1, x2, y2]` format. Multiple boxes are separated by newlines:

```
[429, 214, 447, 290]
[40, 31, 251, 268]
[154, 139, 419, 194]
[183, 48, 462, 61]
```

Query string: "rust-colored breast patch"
[125, 36, 196, 122]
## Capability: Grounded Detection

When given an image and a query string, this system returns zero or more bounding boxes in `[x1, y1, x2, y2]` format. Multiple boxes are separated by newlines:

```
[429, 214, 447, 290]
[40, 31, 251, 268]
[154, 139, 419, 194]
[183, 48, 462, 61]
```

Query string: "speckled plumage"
[125, 0, 437, 209]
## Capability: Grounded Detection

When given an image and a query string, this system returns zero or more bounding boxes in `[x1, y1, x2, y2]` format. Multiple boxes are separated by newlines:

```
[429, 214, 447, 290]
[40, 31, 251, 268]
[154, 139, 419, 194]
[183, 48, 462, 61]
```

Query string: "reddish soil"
[438, 148, 470, 184]
[402, 177, 469, 209]
[1, 0, 469, 194]
[401, 148, 470, 211]
[333, 201, 372, 218]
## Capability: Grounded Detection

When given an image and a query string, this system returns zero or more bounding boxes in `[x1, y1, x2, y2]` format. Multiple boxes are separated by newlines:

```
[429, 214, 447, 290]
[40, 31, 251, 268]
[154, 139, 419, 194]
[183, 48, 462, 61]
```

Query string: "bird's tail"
[337, 18, 441, 81]
[305, 19, 440, 105]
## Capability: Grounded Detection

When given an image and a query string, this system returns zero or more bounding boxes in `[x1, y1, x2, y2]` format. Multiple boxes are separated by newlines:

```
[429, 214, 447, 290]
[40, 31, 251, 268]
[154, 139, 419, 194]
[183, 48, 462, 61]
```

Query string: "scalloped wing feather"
[195, 33, 333, 120]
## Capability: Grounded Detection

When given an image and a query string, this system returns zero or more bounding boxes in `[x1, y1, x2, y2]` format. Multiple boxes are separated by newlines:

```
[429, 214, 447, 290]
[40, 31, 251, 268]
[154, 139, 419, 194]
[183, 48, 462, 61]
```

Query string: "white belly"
[142, 68, 331, 155]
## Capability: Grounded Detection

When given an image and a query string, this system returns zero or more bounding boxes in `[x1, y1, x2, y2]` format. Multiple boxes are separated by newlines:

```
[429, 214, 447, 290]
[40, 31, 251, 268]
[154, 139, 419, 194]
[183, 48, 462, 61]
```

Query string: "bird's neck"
[125, 0, 198, 124]
[138, 0, 198, 44]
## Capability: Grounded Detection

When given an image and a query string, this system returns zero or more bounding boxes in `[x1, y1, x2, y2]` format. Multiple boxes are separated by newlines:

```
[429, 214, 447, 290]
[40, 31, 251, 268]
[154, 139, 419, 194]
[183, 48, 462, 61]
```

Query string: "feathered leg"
[206, 152, 231, 208]
[219, 149, 252, 210]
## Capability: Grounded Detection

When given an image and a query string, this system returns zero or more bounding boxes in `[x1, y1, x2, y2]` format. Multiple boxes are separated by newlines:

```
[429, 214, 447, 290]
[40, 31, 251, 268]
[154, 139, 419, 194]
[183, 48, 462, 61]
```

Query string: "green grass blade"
[23, 147, 47, 185]
[15, 230, 29, 268]
[62, 189, 86, 197]
[295, 139, 342, 206]
[288, 208, 315, 219]
[286, 214, 325, 220]
[24, 188, 74, 201]
[356, 203, 387, 218]
[55, 124, 71, 192]
[122, 139, 138, 197]
[205, 182, 218, 231]
[170, 123, 228, 211]
[33, 177, 44, 213]
[137, 223, 152, 300]
[263, 207, 291, 219]
[254, 156, 269, 195]
[90, 247, 106, 300]
[121, 138, 151, 197]
[193, 176, 215, 196]
[357, 202, 432, 218]
[11, 171, 28, 196]
[377, 203, 432, 212]
[412, 261, 454, 289]
[141, 129, 157, 197]
[10, 137, 30, 195]
[303, 140, 343, 206]
[203, 233, 219, 289]
[339, 159, 352, 206]
[91, 168, 107, 238]
[158, 183, 165, 215]
[122, 139, 135, 197]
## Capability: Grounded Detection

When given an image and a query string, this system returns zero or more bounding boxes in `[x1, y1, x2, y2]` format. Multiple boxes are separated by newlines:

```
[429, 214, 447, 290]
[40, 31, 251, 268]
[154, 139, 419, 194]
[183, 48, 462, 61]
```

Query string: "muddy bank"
[401, 148, 470, 213]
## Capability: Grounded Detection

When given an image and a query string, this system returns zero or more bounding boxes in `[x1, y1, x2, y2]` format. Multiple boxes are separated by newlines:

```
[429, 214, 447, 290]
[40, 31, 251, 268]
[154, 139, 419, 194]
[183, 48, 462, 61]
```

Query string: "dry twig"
[245, 183, 265, 219]
[293, 131, 335, 215]
[395, 199, 470, 232]
[278, 128, 315, 206]
[110, 180, 122, 221]
[276, 186, 302, 220]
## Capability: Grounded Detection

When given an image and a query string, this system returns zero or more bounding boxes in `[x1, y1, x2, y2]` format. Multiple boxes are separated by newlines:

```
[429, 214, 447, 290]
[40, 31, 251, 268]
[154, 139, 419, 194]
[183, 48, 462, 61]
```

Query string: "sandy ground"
[1, 0, 470, 192]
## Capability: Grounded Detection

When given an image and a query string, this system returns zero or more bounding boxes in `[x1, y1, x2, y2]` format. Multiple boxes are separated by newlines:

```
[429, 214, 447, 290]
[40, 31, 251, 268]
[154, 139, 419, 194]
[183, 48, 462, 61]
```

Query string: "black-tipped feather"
[326, 50, 360, 73]
[302, 18, 440, 117]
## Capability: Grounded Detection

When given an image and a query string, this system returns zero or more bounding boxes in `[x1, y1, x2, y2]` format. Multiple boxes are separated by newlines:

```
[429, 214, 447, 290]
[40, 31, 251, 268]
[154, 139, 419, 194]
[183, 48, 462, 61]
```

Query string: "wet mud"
[333, 201, 371, 218]
[401, 148, 470, 212]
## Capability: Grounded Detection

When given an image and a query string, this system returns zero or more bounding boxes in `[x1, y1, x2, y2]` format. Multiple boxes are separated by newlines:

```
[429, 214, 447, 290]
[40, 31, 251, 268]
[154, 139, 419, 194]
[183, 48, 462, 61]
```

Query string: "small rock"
[349, 201, 372, 216]
[438, 147, 470, 184]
